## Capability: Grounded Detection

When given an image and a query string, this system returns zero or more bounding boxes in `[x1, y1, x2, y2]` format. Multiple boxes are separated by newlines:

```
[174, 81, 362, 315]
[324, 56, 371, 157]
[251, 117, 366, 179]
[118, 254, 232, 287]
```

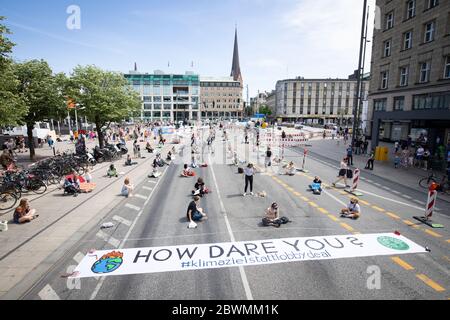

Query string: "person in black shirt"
[265, 147, 272, 168]
[192, 177, 206, 196]
[186, 196, 207, 222]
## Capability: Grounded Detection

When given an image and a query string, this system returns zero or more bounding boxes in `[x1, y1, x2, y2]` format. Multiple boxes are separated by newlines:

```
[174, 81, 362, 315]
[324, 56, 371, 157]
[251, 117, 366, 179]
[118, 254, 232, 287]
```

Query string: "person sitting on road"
[64, 174, 81, 196]
[166, 151, 174, 162]
[309, 176, 323, 194]
[284, 161, 296, 176]
[340, 197, 361, 220]
[192, 177, 208, 197]
[262, 202, 282, 228]
[13, 198, 39, 224]
[145, 142, 154, 153]
[107, 164, 118, 178]
[121, 177, 134, 198]
[186, 196, 207, 223]
[125, 154, 138, 166]
[181, 164, 195, 177]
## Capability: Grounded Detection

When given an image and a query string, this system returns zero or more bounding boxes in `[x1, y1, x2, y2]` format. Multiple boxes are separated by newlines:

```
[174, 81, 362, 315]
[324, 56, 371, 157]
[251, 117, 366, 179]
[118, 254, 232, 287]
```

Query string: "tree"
[14, 60, 65, 159]
[69, 65, 141, 147]
[259, 104, 272, 116]
[0, 16, 27, 126]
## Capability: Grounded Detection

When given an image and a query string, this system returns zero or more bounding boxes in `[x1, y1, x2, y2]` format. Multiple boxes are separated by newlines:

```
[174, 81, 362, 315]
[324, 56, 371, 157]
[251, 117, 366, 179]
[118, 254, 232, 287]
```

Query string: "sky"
[1, 0, 376, 98]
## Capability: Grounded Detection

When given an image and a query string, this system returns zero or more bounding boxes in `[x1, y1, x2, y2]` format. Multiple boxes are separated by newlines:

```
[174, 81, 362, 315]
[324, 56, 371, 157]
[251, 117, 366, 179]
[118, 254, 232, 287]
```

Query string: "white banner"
[71, 233, 426, 278]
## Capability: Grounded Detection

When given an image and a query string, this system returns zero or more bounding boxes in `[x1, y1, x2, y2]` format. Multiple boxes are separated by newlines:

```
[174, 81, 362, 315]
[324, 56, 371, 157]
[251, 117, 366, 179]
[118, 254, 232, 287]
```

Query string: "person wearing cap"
[263, 202, 281, 227]
[340, 198, 361, 219]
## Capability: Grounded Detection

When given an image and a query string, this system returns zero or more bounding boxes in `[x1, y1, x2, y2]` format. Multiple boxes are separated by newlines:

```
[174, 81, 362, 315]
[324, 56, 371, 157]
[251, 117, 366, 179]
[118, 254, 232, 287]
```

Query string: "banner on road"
[71, 233, 426, 278]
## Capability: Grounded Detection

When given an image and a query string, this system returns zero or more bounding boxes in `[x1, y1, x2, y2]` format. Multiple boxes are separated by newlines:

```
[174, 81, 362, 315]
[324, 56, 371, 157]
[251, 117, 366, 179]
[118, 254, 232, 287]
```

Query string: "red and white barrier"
[425, 184, 438, 219]
[351, 169, 360, 192]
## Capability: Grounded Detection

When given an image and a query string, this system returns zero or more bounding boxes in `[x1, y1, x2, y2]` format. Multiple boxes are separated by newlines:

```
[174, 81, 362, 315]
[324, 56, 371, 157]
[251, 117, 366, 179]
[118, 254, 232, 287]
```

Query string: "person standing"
[243, 163, 255, 196]
[346, 145, 353, 166]
[416, 145, 425, 168]
[332, 158, 350, 187]
[265, 147, 272, 169]
[365, 149, 375, 170]
[423, 148, 430, 171]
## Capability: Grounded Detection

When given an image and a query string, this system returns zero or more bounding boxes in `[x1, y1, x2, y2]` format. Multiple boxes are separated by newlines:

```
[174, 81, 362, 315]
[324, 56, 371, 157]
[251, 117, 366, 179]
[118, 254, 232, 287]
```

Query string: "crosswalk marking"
[96, 230, 120, 248]
[38, 285, 61, 300]
[112, 215, 132, 227]
[147, 180, 157, 184]
[142, 186, 153, 191]
[134, 194, 147, 200]
[125, 203, 141, 211]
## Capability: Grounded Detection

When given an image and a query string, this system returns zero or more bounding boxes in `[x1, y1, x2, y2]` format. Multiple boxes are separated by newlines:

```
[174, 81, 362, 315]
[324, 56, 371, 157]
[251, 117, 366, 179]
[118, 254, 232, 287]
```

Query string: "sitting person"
[181, 164, 195, 177]
[149, 159, 161, 178]
[186, 196, 208, 223]
[284, 161, 296, 176]
[309, 176, 323, 194]
[262, 202, 281, 228]
[13, 198, 39, 224]
[340, 197, 361, 220]
[107, 164, 118, 178]
[192, 178, 208, 196]
[145, 142, 154, 153]
[125, 154, 138, 166]
[121, 177, 134, 198]
[166, 151, 174, 162]
[64, 174, 81, 196]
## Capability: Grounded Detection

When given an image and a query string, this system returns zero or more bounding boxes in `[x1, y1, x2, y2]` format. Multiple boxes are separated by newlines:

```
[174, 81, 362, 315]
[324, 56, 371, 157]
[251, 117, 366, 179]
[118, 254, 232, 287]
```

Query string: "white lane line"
[73, 252, 85, 264]
[90, 166, 168, 300]
[134, 194, 147, 200]
[142, 186, 153, 191]
[112, 215, 132, 227]
[374, 183, 382, 187]
[147, 180, 157, 184]
[392, 190, 401, 194]
[38, 284, 61, 300]
[366, 179, 373, 183]
[413, 200, 425, 205]
[125, 203, 141, 211]
[208, 154, 253, 301]
[382, 186, 391, 190]
[360, 177, 366, 180]
[354, 188, 426, 211]
[96, 230, 120, 248]
[403, 195, 412, 199]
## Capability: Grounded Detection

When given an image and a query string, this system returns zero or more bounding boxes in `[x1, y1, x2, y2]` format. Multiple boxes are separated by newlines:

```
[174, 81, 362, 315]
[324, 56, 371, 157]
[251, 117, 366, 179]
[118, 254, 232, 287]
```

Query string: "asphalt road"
[18, 128, 450, 300]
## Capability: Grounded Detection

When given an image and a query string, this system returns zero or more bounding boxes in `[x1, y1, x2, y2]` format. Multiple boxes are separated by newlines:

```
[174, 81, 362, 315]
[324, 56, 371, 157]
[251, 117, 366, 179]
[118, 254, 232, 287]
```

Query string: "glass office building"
[125, 71, 200, 122]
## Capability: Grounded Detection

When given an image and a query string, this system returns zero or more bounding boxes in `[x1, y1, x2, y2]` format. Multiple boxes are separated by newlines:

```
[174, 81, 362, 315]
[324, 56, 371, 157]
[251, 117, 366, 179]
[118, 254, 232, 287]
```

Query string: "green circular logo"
[377, 236, 409, 250]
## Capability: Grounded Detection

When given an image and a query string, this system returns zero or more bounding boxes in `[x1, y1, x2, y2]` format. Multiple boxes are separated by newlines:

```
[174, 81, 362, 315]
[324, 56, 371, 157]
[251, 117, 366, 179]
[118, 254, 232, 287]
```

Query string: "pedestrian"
[265, 147, 272, 168]
[191, 149, 197, 168]
[365, 149, 375, 170]
[186, 195, 207, 224]
[243, 163, 255, 196]
[332, 158, 350, 188]
[423, 148, 430, 171]
[13, 199, 39, 224]
[340, 197, 361, 220]
[346, 145, 353, 165]
[121, 177, 134, 198]
[416, 145, 424, 168]
[281, 130, 286, 140]
[394, 141, 399, 154]
[394, 152, 400, 169]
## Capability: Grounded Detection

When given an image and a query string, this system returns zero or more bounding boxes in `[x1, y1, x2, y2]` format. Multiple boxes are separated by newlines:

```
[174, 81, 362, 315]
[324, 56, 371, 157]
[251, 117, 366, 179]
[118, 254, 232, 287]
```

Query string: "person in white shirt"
[332, 158, 350, 188]
[340, 198, 361, 219]
[243, 163, 255, 196]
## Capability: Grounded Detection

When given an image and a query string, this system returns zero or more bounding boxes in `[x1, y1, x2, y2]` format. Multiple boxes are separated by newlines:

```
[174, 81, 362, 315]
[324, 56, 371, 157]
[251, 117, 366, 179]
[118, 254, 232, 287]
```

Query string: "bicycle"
[419, 172, 450, 194]
[0, 190, 18, 211]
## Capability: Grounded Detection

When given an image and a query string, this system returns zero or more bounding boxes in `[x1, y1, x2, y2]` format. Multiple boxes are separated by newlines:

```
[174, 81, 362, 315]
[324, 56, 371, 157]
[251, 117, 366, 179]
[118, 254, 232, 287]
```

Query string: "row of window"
[380, 55, 450, 89]
[279, 106, 351, 116]
[374, 91, 450, 111]
[202, 93, 241, 97]
[143, 104, 199, 110]
[200, 82, 240, 87]
[280, 82, 363, 91]
[384, 0, 440, 31]
[142, 96, 199, 102]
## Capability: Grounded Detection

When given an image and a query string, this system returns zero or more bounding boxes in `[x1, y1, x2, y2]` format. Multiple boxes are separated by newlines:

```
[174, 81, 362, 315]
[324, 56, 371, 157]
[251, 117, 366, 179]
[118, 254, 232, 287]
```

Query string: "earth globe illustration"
[91, 251, 124, 274]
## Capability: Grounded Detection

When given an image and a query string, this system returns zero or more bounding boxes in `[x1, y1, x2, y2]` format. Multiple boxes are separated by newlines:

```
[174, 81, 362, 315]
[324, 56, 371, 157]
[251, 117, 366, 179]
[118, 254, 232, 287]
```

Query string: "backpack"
[279, 217, 290, 224]
[238, 167, 244, 174]
[346, 169, 353, 179]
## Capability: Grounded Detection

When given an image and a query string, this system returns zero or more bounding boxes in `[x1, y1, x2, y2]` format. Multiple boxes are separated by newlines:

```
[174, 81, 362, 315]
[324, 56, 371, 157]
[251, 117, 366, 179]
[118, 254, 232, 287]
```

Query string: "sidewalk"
[305, 138, 450, 203]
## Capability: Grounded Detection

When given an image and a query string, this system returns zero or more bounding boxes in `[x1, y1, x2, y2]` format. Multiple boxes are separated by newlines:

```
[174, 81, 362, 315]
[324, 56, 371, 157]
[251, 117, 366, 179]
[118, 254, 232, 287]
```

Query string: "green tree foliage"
[259, 104, 272, 116]
[68, 65, 141, 147]
[14, 60, 65, 159]
[0, 16, 27, 126]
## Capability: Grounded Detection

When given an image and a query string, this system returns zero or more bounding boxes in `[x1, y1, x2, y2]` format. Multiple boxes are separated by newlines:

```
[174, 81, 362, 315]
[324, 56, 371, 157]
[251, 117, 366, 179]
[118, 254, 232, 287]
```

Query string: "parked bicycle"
[419, 172, 450, 194]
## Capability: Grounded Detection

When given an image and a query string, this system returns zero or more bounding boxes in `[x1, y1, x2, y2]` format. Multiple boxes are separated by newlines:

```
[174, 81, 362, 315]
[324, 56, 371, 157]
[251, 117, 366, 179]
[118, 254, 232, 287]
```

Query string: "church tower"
[230, 27, 243, 85]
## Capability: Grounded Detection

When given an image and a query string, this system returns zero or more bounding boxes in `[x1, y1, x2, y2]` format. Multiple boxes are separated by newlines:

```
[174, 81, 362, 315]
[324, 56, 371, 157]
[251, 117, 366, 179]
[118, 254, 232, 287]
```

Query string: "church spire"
[134, 62, 137, 71]
[230, 27, 242, 84]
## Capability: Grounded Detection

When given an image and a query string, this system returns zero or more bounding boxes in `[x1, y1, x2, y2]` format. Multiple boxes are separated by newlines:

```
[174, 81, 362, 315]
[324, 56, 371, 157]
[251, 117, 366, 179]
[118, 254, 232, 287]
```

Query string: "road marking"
[366, 179, 373, 183]
[142, 186, 153, 191]
[385, 212, 400, 220]
[339, 191, 347, 195]
[286, 187, 295, 192]
[318, 208, 329, 214]
[301, 196, 309, 202]
[391, 257, 414, 270]
[90, 166, 169, 300]
[424, 229, 443, 238]
[38, 284, 60, 300]
[360, 177, 366, 180]
[358, 199, 371, 205]
[382, 186, 391, 190]
[403, 220, 420, 229]
[340, 223, 354, 232]
[328, 215, 339, 222]
[147, 180, 157, 184]
[208, 155, 253, 300]
[309, 202, 318, 208]
[416, 274, 446, 292]
[293, 191, 302, 196]
[73, 252, 85, 264]
[413, 200, 425, 205]
[392, 190, 401, 194]
[354, 188, 426, 211]
[112, 215, 132, 227]
[125, 203, 141, 211]
[134, 194, 147, 200]
[96, 230, 120, 248]
[372, 206, 385, 212]
[403, 195, 412, 199]
[374, 183, 381, 187]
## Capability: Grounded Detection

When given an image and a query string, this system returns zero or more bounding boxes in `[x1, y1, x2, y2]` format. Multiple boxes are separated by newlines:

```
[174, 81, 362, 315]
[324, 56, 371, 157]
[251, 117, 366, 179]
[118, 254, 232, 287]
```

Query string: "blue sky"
[1, 0, 375, 98]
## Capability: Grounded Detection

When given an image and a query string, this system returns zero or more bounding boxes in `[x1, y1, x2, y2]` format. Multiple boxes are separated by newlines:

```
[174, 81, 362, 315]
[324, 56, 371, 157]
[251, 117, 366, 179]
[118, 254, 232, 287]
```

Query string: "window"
[385, 11, 394, 30]
[419, 61, 431, 83]
[424, 21, 435, 43]
[143, 104, 151, 110]
[153, 104, 162, 110]
[403, 31, 412, 50]
[374, 99, 387, 111]
[406, 0, 416, 19]
[383, 40, 392, 57]
[413, 92, 450, 110]
[153, 96, 162, 102]
[444, 55, 450, 79]
[394, 97, 405, 111]
[426, 0, 439, 10]
[380, 71, 389, 89]
[143, 96, 152, 102]
[400, 66, 409, 86]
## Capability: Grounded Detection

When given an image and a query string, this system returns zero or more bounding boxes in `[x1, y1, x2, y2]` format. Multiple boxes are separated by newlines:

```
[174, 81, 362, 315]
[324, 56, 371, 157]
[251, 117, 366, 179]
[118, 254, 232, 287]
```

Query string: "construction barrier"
[413, 182, 444, 228]
[345, 168, 363, 196]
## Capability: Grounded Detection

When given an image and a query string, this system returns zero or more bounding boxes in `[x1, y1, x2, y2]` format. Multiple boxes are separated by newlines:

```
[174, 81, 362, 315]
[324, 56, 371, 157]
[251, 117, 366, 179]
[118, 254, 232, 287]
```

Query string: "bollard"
[413, 182, 444, 228]
[345, 168, 363, 196]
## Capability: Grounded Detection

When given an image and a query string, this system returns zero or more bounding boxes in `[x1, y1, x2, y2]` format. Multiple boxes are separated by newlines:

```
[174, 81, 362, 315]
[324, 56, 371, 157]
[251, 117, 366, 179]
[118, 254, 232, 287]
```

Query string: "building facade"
[368, 0, 450, 154]
[125, 71, 200, 122]
[199, 76, 243, 119]
[274, 77, 369, 125]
